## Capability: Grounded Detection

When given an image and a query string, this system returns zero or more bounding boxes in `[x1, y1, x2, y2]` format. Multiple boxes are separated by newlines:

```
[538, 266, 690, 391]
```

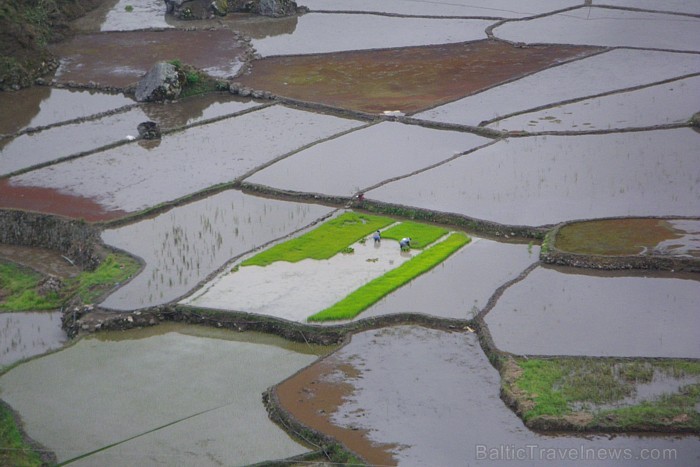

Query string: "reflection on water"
[486, 266, 700, 358]
[0, 312, 67, 368]
[0, 325, 324, 465]
[101, 189, 333, 309]
[279, 325, 700, 466]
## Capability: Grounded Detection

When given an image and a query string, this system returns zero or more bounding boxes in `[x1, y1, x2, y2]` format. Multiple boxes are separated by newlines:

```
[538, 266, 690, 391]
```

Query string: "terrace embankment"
[541, 218, 700, 272]
[0, 209, 101, 269]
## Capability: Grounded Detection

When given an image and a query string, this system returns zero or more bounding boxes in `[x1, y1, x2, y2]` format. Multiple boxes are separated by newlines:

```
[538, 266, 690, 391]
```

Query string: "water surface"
[276, 325, 700, 465]
[246, 122, 491, 196]
[0, 312, 67, 368]
[101, 189, 333, 309]
[416, 49, 700, 126]
[367, 129, 700, 226]
[251, 13, 492, 56]
[485, 266, 700, 358]
[488, 75, 700, 132]
[494, 7, 700, 52]
[8, 105, 362, 216]
[0, 324, 324, 466]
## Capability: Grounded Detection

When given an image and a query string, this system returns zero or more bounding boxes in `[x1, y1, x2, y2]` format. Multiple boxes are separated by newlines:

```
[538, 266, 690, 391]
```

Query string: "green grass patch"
[242, 212, 394, 267]
[380, 221, 448, 249]
[308, 232, 469, 321]
[0, 262, 59, 311]
[512, 358, 700, 429]
[0, 403, 43, 467]
[69, 254, 141, 304]
[0, 254, 140, 311]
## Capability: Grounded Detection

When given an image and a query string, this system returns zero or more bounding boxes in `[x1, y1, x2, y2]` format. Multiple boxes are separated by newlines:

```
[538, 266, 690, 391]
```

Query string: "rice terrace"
[0, 0, 699, 466]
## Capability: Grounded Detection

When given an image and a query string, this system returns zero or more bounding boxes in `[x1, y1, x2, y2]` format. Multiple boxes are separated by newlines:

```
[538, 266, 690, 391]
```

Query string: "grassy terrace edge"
[309, 232, 470, 321]
[500, 357, 700, 433]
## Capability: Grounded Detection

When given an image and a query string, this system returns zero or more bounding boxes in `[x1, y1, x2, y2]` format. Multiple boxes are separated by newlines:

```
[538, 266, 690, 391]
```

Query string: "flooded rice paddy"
[493, 7, 700, 52]
[367, 129, 700, 226]
[1, 0, 699, 464]
[101, 190, 333, 310]
[246, 122, 491, 196]
[416, 48, 700, 126]
[275, 325, 700, 465]
[485, 266, 700, 358]
[250, 14, 492, 57]
[5, 105, 361, 218]
[487, 75, 700, 132]
[0, 324, 327, 465]
[299, 0, 583, 17]
[0, 312, 66, 368]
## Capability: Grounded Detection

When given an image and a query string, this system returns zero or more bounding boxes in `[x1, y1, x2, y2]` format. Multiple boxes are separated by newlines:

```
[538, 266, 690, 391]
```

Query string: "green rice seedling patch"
[241, 212, 394, 267]
[380, 221, 448, 249]
[308, 232, 469, 321]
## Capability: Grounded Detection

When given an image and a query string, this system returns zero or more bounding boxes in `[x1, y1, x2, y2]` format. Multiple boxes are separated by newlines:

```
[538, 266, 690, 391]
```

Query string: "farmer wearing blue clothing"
[399, 237, 411, 251]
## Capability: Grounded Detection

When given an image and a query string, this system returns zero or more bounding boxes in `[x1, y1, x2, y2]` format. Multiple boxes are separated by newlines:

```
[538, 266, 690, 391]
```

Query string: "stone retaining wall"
[0, 209, 101, 269]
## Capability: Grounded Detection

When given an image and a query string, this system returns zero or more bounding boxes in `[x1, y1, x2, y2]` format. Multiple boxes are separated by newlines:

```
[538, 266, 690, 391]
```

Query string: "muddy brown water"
[48, 29, 248, 88]
[276, 325, 700, 465]
[239, 40, 598, 114]
[100, 189, 333, 310]
[0, 323, 331, 466]
[0, 311, 67, 368]
[485, 265, 700, 358]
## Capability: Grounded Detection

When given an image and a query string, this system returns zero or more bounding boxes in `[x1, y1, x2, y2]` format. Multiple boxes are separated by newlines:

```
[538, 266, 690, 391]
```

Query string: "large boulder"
[134, 62, 184, 102]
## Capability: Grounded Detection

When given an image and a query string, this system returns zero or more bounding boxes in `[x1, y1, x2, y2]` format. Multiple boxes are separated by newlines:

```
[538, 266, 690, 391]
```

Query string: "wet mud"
[0, 244, 82, 278]
[0, 179, 128, 222]
[485, 265, 700, 358]
[48, 29, 248, 89]
[554, 218, 700, 258]
[238, 41, 598, 113]
[273, 325, 700, 465]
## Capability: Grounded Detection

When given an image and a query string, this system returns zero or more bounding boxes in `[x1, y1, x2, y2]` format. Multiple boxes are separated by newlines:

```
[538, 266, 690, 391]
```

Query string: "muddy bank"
[0, 209, 101, 269]
[541, 218, 700, 272]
